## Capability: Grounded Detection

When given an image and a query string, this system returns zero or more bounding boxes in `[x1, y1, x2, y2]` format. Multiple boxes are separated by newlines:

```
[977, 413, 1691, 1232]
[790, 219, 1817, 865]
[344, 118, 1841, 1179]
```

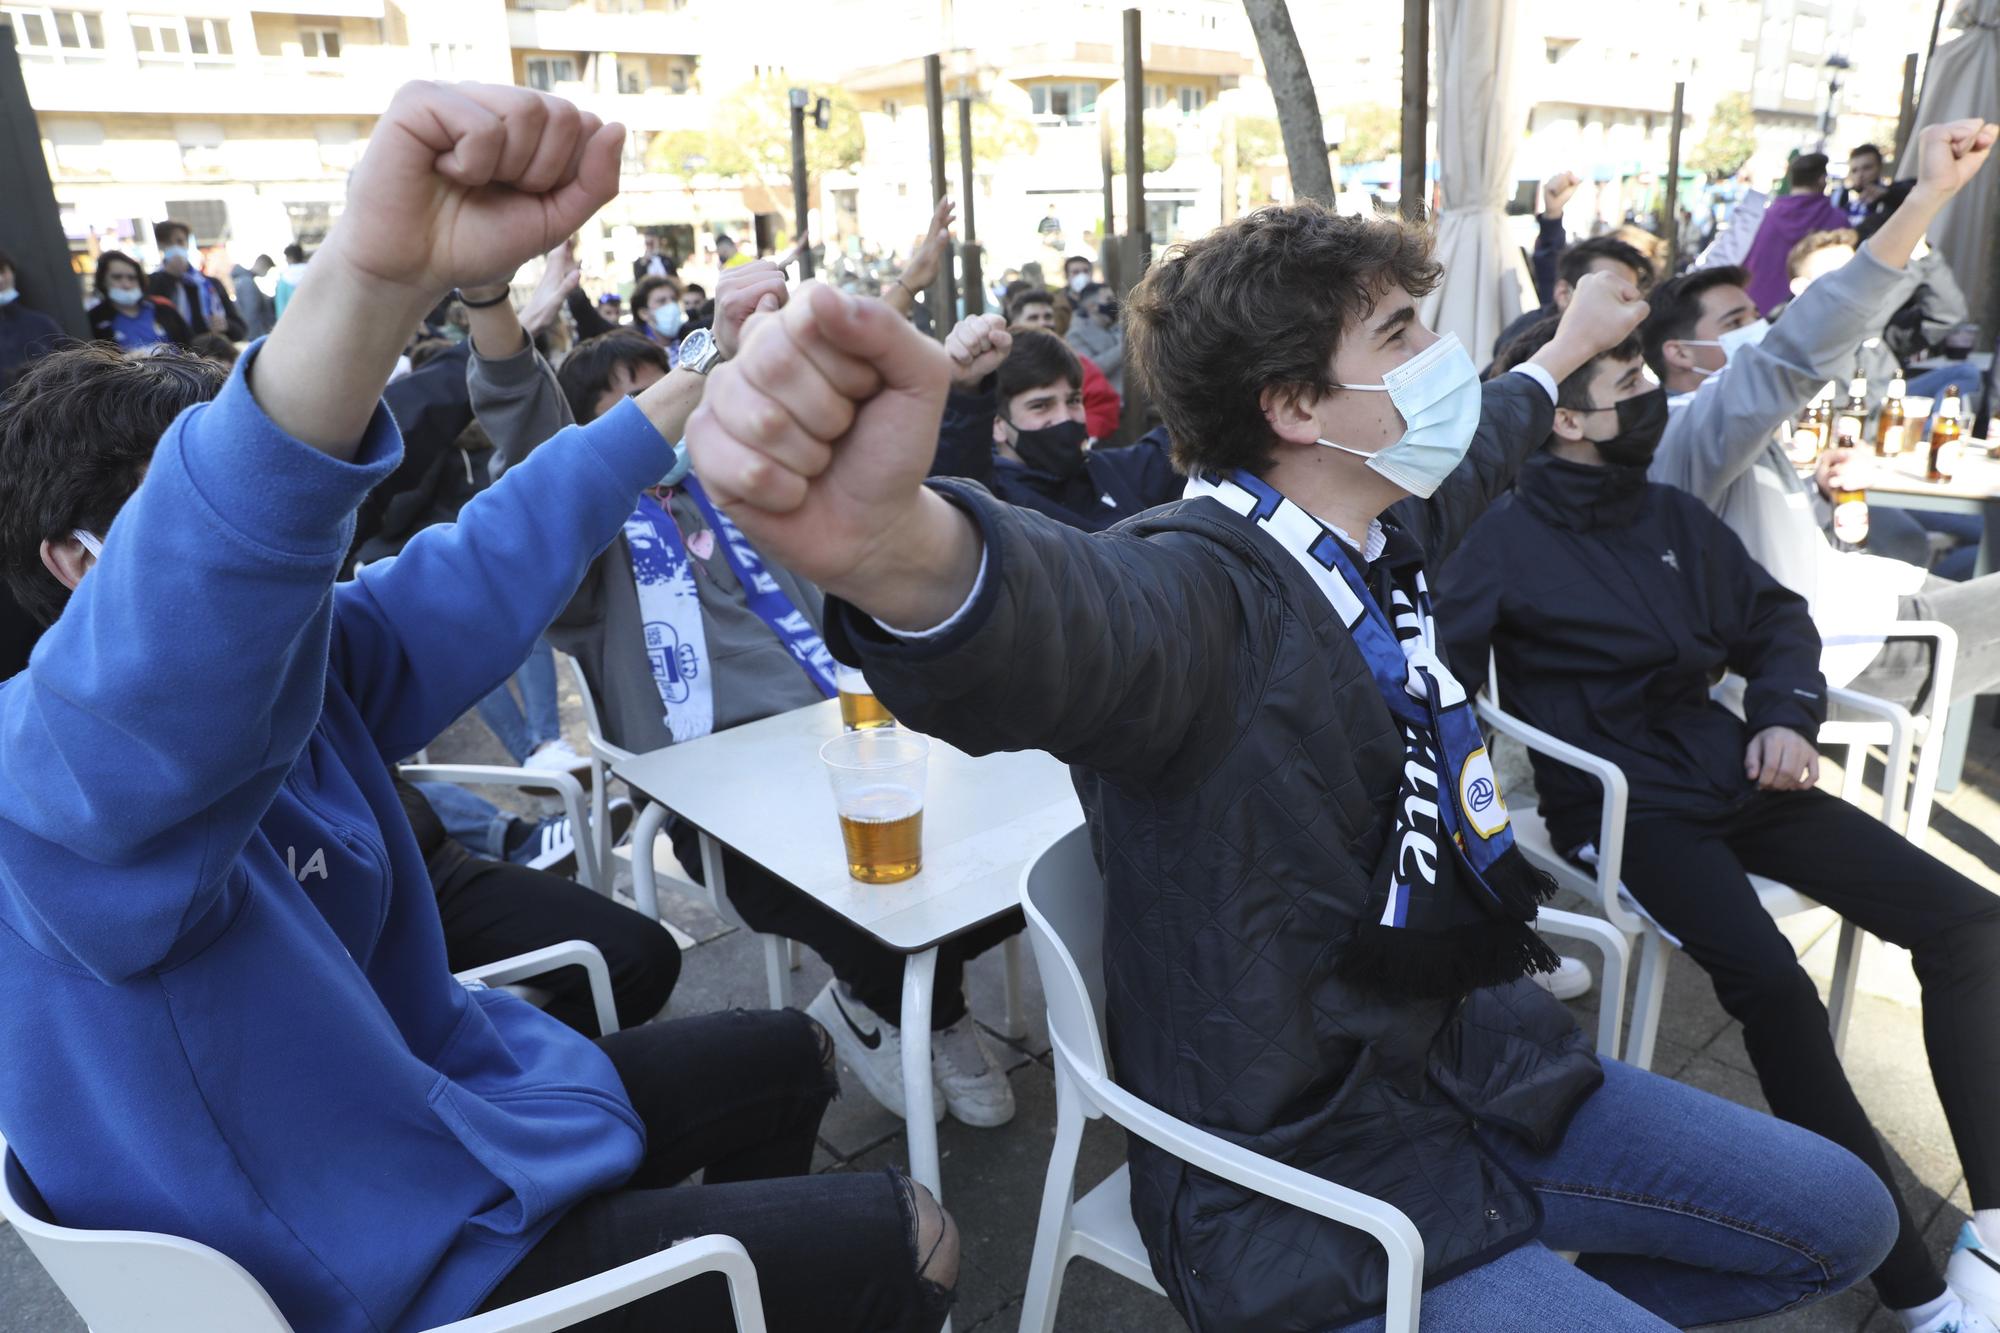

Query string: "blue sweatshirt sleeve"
[330, 397, 674, 761]
[0, 344, 400, 980]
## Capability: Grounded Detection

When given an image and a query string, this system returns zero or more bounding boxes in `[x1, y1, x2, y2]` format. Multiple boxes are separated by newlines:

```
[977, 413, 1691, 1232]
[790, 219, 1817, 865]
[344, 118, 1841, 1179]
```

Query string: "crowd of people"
[2, 72, 2000, 1333]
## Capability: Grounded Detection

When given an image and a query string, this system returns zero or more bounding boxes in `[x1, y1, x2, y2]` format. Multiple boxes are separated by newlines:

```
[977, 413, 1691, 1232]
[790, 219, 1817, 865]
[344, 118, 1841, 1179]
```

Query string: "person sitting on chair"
[1439, 314, 2000, 1333]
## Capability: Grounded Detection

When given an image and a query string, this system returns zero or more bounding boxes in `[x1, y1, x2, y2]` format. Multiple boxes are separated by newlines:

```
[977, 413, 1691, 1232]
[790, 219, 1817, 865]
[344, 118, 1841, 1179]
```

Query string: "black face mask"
[1587, 386, 1670, 468]
[1009, 417, 1089, 479]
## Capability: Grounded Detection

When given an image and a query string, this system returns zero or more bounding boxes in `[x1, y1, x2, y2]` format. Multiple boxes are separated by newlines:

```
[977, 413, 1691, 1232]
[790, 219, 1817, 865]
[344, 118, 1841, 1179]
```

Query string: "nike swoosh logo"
[831, 990, 882, 1050]
[1969, 1245, 2000, 1278]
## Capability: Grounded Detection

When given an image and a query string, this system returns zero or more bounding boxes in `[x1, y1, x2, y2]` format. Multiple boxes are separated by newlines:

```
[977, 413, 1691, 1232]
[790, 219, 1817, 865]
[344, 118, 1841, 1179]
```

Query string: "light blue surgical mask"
[162, 245, 190, 264]
[107, 284, 143, 307]
[1316, 332, 1482, 499]
[1679, 318, 1770, 378]
[0, 289, 17, 307]
[650, 302, 687, 339]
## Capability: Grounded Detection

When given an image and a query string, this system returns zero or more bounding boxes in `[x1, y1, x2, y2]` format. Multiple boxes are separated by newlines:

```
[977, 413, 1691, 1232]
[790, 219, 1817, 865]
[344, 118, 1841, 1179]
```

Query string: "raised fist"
[945, 313, 1011, 391]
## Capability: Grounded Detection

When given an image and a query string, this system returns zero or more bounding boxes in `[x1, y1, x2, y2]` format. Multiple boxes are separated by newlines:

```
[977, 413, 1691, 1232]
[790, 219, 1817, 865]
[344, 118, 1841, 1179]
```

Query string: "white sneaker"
[806, 981, 943, 1123]
[1946, 1222, 2000, 1324]
[1898, 1287, 2000, 1333]
[524, 738, 591, 776]
[1531, 955, 1594, 1001]
[932, 1014, 1016, 1128]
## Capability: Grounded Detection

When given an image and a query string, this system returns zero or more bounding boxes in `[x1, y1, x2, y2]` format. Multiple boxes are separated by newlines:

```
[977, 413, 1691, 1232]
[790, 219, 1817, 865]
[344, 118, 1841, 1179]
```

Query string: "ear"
[1550, 406, 1590, 443]
[1259, 382, 1323, 447]
[39, 536, 91, 593]
[1661, 339, 1697, 374]
[992, 412, 1008, 446]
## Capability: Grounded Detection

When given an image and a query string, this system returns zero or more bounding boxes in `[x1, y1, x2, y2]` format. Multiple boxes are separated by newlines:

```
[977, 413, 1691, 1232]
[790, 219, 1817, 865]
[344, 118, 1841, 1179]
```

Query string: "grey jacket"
[1065, 318, 1125, 396]
[1650, 245, 1917, 606]
[467, 344, 827, 755]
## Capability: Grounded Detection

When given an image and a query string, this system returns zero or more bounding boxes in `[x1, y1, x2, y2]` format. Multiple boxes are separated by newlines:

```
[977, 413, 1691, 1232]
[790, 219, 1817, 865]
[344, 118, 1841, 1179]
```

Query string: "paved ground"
[9, 689, 2000, 1332]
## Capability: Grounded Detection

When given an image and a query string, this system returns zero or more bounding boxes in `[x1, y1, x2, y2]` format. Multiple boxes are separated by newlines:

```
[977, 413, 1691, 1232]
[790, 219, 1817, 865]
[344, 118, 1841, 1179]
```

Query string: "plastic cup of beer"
[836, 663, 896, 731]
[820, 728, 928, 884]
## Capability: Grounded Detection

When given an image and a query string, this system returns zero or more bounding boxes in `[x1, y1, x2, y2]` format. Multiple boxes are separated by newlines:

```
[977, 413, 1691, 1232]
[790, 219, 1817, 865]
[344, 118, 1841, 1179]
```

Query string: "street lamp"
[945, 47, 984, 313]
[1819, 53, 1851, 147]
[788, 87, 828, 278]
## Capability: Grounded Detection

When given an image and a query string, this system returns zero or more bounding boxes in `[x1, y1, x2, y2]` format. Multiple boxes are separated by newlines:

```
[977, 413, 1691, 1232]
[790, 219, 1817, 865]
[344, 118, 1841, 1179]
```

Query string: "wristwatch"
[679, 327, 724, 375]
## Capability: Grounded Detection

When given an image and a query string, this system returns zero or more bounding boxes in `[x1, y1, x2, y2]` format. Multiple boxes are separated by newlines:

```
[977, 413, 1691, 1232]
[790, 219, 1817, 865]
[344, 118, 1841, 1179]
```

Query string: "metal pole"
[788, 93, 813, 280]
[1123, 7, 1148, 277]
[957, 93, 984, 314]
[923, 53, 955, 335]
[1662, 80, 1685, 274]
[1400, 0, 1428, 221]
[1100, 98, 1118, 291]
[1893, 52, 1921, 174]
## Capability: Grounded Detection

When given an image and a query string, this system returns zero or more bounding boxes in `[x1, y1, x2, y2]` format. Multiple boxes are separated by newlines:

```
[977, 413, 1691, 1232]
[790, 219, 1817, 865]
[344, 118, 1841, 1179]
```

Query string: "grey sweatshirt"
[1065, 319, 1125, 396]
[1650, 244, 1925, 684]
[467, 342, 827, 755]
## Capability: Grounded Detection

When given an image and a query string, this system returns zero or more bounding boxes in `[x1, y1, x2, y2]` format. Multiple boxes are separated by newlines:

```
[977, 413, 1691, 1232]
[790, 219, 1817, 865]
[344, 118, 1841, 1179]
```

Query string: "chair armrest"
[1077, 1064, 1422, 1330]
[398, 763, 598, 890]
[425, 1234, 765, 1333]
[1474, 692, 1641, 935]
[1534, 908, 1628, 1059]
[456, 940, 619, 1037]
[1819, 620, 1958, 721]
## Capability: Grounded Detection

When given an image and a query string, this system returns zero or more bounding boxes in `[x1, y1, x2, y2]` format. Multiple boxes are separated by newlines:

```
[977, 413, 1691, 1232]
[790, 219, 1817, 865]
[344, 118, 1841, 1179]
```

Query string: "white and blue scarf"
[1187, 467, 1557, 998]
[623, 478, 837, 744]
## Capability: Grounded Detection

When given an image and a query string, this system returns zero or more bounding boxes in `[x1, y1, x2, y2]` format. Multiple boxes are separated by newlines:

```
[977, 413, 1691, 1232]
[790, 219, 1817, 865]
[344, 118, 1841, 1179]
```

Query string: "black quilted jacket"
[828, 374, 1602, 1331]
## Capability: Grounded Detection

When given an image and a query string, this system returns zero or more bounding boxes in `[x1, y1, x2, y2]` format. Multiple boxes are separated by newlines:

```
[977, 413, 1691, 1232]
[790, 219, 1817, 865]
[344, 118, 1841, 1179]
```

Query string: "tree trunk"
[1241, 0, 1334, 206]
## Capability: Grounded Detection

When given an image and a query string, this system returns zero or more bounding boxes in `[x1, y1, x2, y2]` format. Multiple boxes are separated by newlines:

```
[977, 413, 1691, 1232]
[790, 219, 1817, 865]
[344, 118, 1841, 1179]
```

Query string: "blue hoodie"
[0, 346, 674, 1331]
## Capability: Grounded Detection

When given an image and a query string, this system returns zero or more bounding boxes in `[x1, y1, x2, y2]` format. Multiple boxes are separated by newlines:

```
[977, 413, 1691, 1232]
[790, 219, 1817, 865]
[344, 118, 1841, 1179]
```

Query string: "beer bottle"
[1830, 430, 1870, 547]
[1788, 385, 1832, 465]
[1875, 375, 1908, 457]
[1928, 384, 1964, 483]
[1835, 377, 1868, 444]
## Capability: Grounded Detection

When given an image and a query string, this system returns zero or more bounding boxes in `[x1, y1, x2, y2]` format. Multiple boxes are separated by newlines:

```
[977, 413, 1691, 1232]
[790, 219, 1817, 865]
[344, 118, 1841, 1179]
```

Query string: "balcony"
[20, 45, 431, 118]
[506, 4, 703, 58]
[545, 79, 709, 132]
[248, 1, 386, 16]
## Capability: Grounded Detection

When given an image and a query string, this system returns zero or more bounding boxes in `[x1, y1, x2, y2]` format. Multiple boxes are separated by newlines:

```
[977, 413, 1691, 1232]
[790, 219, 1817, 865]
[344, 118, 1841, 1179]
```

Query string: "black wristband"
[455, 287, 512, 309]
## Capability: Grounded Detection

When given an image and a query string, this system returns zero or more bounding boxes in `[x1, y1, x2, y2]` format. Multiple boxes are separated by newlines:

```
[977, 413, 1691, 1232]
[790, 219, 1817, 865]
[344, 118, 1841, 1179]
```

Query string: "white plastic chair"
[1014, 824, 1630, 1333]
[1814, 621, 1957, 850]
[399, 762, 601, 892]
[1476, 674, 1926, 1069]
[0, 940, 769, 1332]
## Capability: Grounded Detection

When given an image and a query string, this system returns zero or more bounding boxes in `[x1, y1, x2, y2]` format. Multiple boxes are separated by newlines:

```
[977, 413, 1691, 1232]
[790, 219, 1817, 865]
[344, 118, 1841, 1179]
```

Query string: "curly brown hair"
[1125, 202, 1442, 475]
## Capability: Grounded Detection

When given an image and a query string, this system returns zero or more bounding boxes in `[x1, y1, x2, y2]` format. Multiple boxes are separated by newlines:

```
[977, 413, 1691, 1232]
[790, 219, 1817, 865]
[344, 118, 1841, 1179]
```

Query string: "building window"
[524, 55, 576, 90]
[132, 15, 233, 63]
[1145, 84, 1167, 110]
[3, 7, 105, 61]
[164, 198, 229, 243]
[301, 27, 341, 60]
[881, 97, 899, 121]
[1546, 38, 1576, 64]
[1029, 81, 1097, 124]
[667, 63, 688, 93]
[617, 57, 646, 93]
[1178, 85, 1205, 117]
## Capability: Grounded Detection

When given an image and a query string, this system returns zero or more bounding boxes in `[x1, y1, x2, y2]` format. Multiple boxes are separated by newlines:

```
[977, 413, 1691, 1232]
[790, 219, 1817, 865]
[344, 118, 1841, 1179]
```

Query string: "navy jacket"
[932, 387, 1180, 531]
[0, 301, 63, 392]
[1435, 451, 1827, 850]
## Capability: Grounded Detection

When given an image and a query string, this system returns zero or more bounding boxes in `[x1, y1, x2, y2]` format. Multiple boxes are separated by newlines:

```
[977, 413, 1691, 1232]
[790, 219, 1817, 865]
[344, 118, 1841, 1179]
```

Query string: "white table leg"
[699, 831, 790, 1009]
[900, 947, 942, 1199]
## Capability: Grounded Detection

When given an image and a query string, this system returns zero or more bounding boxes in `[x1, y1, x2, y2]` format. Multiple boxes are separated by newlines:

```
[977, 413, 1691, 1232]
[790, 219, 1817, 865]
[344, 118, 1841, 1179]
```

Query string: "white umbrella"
[1419, 0, 1527, 357]
[1909, 0, 2000, 329]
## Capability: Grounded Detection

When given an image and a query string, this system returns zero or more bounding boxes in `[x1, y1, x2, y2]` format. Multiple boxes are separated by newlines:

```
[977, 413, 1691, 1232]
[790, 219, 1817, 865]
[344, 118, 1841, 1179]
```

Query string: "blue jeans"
[1906, 360, 1981, 405]
[476, 638, 563, 763]
[1334, 1060, 1896, 1331]
[413, 781, 516, 859]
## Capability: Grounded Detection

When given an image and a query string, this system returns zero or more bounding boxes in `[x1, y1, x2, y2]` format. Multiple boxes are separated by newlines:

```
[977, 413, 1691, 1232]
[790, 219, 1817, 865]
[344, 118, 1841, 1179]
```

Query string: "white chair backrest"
[562, 651, 635, 765]
[1020, 824, 1111, 1083]
[1, 1137, 295, 1332]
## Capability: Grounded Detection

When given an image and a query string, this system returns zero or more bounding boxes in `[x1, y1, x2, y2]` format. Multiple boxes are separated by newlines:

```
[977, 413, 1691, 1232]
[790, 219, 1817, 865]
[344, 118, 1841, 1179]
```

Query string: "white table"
[614, 699, 1084, 1202]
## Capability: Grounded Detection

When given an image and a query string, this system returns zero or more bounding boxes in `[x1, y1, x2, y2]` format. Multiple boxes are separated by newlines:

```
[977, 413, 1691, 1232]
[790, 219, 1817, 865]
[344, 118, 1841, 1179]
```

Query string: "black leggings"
[668, 818, 1023, 1029]
[1617, 789, 2000, 1310]
[481, 1009, 952, 1332]
[433, 852, 681, 1034]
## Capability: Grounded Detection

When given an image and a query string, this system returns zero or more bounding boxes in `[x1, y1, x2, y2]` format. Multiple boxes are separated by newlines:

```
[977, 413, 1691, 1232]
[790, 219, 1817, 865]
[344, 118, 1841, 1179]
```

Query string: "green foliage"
[1333, 102, 1399, 165]
[943, 99, 1041, 164]
[1229, 114, 1283, 170]
[642, 78, 864, 181]
[1111, 113, 1179, 175]
[1689, 92, 1757, 180]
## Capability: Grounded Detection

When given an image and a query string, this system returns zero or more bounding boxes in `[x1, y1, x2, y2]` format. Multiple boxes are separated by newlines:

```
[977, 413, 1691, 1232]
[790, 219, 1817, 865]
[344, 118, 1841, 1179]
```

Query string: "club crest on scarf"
[1184, 466, 1557, 999]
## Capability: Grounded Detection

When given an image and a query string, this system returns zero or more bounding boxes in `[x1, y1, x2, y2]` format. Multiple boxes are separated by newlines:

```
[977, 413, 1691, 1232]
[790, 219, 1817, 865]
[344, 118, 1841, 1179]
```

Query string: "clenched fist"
[323, 81, 624, 300]
[685, 283, 981, 629]
[945, 314, 1011, 391]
